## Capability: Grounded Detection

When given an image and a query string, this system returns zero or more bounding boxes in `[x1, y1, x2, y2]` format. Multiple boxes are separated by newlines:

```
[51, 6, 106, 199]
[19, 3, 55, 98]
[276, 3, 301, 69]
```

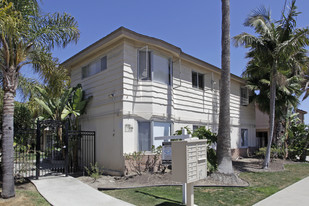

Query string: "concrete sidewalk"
[31, 175, 134, 206]
[253, 176, 309, 206]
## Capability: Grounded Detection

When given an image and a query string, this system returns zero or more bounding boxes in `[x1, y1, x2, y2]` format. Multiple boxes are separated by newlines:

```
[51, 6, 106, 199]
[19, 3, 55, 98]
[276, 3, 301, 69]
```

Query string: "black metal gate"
[13, 120, 95, 179]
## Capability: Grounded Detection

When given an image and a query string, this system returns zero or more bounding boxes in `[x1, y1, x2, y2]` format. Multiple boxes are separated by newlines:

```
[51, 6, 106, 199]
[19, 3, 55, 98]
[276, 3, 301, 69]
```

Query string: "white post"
[187, 182, 194, 206]
[182, 183, 187, 205]
[182, 128, 187, 135]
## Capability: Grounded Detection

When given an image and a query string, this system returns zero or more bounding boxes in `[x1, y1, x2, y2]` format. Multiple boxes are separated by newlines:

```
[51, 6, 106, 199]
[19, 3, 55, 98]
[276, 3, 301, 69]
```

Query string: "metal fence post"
[36, 120, 41, 179]
[65, 121, 69, 176]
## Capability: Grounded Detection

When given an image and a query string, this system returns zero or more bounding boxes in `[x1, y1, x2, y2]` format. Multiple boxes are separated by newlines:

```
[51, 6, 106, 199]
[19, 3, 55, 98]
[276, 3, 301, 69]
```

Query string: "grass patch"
[0, 182, 49, 206]
[103, 163, 309, 206]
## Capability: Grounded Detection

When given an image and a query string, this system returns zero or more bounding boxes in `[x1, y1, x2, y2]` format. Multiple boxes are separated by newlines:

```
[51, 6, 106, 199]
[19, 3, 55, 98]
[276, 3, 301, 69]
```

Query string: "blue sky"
[22, 0, 309, 123]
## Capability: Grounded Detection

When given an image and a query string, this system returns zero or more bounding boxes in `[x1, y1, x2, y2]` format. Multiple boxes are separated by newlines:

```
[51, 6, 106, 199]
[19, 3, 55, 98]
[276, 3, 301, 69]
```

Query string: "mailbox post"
[172, 138, 207, 206]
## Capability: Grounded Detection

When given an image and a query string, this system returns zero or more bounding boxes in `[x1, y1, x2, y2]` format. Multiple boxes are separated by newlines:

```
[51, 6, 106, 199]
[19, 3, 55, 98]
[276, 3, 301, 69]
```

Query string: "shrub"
[287, 123, 309, 161]
[84, 162, 102, 182]
[124, 151, 144, 175]
[175, 126, 217, 172]
[255, 146, 284, 159]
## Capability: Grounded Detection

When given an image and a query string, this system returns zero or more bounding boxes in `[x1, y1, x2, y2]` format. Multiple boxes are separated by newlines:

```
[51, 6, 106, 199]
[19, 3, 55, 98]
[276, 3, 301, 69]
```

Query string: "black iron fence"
[12, 120, 95, 179]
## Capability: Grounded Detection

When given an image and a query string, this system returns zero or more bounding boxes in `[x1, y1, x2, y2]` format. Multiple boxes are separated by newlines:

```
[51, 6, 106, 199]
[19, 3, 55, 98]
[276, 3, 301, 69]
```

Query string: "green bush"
[85, 162, 102, 181]
[175, 126, 217, 172]
[287, 123, 309, 161]
[255, 147, 284, 159]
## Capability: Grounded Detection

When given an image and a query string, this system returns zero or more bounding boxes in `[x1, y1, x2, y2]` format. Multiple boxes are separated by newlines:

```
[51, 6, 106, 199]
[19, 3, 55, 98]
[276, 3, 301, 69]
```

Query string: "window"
[82, 56, 107, 79]
[241, 129, 248, 147]
[193, 125, 199, 132]
[240, 87, 249, 106]
[192, 71, 204, 90]
[138, 122, 151, 151]
[138, 121, 171, 151]
[138, 50, 172, 85]
[138, 51, 151, 80]
[153, 122, 171, 149]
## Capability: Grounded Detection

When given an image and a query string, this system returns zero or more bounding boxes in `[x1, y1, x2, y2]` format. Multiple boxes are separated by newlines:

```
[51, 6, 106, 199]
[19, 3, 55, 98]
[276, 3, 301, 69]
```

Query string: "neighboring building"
[255, 106, 307, 148]
[255, 105, 269, 148]
[296, 109, 307, 124]
[63, 27, 256, 175]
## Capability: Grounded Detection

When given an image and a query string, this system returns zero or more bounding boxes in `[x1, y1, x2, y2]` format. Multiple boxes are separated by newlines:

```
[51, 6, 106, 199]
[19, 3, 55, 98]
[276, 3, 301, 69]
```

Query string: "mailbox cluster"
[171, 139, 207, 183]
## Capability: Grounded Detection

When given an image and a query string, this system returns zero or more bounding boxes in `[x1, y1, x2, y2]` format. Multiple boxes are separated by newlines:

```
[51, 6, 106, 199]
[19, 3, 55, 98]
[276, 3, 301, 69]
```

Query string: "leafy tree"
[34, 84, 91, 128]
[0, 0, 79, 198]
[217, 0, 233, 174]
[34, 85, 75, 121]
[233, 0, 309, 169]
[175, 126, 218, 172]
[287, 121, 309, 161]
[192, 127, 217, 172]
[65, 84, 92, 130]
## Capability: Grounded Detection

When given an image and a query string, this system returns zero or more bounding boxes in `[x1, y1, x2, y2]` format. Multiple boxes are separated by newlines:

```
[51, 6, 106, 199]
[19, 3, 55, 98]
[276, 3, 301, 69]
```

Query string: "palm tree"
[0, 0, 79, 198]
[233, 0, 309, 169]
[217, 0, 233, 174]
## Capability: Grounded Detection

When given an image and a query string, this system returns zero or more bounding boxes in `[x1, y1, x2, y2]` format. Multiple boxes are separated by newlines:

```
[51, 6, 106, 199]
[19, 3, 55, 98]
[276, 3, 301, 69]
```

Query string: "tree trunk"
[263, 61, 277, 169]
[1, 91, 15, 198]
[2, 66, 18, 198]
[217, 0, 233, 174]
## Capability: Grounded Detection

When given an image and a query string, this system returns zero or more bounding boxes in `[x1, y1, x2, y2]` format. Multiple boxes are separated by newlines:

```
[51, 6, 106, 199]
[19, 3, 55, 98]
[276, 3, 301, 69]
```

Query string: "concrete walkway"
[253, 176, 309, 206]
[31, 175, 134, 206]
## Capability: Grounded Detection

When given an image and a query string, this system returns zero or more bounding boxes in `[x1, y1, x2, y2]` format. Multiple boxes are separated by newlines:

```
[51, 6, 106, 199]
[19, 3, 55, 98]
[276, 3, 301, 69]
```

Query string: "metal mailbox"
[171, 139, 207, 183]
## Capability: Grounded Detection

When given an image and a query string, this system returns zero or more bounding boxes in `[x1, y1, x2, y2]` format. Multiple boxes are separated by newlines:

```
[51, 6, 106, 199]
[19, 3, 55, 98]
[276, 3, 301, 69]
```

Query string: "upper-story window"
[82, 56, 107, 79]
[240, 86, 249, 106]
[192, 71, 204, 90]
[138, 50, 172, 85]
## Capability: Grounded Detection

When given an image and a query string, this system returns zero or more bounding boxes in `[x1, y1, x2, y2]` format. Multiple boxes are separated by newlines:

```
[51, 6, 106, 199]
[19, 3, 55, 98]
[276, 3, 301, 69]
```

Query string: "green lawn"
[0, 182, 50, 206]
[104, 163, 309, 206]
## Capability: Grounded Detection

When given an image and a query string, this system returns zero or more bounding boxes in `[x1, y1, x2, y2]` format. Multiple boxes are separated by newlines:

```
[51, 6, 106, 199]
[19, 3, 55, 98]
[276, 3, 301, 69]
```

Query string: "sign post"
[155, 129, 207, 205]
[171, 138, 207, 206]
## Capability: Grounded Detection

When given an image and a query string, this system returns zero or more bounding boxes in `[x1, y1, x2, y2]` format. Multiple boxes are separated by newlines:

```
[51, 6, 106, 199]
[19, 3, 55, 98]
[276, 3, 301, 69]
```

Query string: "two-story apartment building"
[63, 27, 256, 175]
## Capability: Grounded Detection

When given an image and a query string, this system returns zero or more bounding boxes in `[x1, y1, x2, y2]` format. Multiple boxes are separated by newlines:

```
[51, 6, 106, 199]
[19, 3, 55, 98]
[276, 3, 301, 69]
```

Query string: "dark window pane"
[192, 71, 197, 88]
[101, 56, 107, 71]
[138, 51, 151, 80]
[81, 65, 89, 79]
[198, 73, 204, 90]
[193, 125, 199, 132]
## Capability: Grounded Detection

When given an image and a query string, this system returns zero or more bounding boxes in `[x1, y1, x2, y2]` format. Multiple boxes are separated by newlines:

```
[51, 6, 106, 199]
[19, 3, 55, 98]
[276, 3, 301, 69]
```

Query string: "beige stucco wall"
[70, 43, 125, 175]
